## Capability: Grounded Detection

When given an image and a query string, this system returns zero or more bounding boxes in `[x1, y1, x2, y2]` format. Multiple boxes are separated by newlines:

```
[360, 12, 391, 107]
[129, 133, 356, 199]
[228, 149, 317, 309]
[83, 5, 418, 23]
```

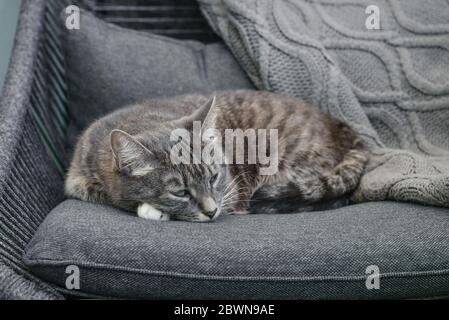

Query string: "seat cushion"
[24, 200, 449, 299]
[63, 10, 253, 139]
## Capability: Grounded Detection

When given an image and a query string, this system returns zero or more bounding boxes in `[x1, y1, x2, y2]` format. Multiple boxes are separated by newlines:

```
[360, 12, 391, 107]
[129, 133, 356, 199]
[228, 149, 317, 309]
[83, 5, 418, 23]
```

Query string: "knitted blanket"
[198, 0, 449, 207]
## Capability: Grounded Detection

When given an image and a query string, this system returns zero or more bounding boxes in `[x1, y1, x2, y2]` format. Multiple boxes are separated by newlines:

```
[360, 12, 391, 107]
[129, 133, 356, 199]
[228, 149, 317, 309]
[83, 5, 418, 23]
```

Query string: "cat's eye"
[210, 173, 219, 185]
[171, 190, 189, 198]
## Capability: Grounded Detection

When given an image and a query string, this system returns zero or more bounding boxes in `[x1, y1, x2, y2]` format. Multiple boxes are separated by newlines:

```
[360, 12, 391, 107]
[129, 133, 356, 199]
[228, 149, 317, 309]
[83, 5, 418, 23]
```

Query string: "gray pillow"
[24, 200, 449, 299]
[63, 10, 253, 136]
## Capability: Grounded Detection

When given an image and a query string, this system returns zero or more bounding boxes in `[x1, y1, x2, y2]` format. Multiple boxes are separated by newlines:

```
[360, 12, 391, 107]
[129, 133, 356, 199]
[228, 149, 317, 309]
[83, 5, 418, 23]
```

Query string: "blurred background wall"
[0, 0, 22, 92]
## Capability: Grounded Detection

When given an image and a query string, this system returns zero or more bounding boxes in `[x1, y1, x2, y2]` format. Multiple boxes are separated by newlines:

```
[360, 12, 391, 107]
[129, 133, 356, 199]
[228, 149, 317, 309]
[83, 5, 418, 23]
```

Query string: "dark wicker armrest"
[0, 0, 68, 299]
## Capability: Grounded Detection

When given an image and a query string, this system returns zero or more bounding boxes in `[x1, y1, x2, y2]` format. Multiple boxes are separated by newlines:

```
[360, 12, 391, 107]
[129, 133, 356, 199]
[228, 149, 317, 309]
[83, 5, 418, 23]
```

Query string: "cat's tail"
[322, 138, 368, 198]
[249, 196, 350, 214]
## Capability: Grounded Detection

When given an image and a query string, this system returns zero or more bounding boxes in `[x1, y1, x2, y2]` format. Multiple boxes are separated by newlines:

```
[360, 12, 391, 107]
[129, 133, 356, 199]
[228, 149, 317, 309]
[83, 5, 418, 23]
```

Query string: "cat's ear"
[110, 130, 157, 176]
[190, 96, 217, 131]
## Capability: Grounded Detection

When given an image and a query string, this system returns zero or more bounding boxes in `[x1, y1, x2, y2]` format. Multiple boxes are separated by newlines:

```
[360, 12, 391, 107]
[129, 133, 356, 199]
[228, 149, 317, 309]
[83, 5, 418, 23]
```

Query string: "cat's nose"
[201, 196, 217, 219]
[204, 208, 218, 219]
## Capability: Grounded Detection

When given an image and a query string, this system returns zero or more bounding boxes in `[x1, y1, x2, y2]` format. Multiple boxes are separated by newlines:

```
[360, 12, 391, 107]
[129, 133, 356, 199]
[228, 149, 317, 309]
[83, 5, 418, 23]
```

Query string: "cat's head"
[109, 97, 228, 222]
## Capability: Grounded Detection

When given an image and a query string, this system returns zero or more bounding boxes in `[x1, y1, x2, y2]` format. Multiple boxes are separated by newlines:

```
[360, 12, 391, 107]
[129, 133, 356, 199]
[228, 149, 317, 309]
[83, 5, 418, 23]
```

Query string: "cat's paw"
[137, 203, 170, 221]
[300, 180, 326, 201]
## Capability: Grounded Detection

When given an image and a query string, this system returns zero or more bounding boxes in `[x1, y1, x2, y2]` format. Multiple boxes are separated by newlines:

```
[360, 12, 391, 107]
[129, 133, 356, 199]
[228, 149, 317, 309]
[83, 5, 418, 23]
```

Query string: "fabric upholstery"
[24, 200, 449, 299]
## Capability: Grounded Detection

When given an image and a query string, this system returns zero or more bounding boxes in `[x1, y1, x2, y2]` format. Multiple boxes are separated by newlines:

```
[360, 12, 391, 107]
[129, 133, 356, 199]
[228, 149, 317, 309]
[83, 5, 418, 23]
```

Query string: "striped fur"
[66, 90, 368, 220]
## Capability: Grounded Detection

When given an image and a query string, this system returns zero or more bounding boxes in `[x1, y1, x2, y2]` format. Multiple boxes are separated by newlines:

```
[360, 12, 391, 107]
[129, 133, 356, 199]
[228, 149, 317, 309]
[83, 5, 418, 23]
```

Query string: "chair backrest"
[92, 0, 219, 42]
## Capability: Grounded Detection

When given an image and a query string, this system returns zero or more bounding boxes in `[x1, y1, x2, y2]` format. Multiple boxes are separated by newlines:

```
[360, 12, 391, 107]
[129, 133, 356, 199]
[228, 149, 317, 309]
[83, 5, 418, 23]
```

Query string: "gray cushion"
[24, 200, 449, 299]
[63, 10, 253, 135]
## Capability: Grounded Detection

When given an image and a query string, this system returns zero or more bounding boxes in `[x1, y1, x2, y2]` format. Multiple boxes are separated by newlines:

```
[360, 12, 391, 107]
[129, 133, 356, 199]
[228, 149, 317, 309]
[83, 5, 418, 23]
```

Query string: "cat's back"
[213, 90, 326, 132]
[82, 90, 296, 141]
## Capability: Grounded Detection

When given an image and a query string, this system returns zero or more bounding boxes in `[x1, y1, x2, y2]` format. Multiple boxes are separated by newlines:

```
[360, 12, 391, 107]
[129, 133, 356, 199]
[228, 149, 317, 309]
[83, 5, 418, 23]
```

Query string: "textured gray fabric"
[0, 0, 65, 300]
[24, 200, 449, 299]
[0, 261, 61, 300]
[198, 0, 449, 208]
[63, 11, 253, 137]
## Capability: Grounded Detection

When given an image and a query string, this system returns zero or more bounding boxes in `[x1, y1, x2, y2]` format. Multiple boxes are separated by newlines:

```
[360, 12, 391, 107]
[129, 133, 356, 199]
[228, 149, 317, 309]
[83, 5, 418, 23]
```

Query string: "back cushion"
[62, 11, 254, 144]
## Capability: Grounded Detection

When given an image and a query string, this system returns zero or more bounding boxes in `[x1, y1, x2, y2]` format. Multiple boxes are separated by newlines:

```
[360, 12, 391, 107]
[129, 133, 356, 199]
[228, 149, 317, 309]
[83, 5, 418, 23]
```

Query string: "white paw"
[137, 203, 170, 221]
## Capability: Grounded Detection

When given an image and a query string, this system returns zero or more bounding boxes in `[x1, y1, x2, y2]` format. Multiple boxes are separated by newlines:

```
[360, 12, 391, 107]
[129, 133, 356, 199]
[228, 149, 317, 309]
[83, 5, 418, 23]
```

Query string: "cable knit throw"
[198, 0, 449, 207]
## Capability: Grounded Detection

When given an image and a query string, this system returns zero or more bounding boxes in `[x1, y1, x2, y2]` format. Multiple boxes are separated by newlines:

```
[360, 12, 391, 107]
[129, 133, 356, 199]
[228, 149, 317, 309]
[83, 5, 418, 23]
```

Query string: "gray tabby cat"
[66, 90, 368, 222]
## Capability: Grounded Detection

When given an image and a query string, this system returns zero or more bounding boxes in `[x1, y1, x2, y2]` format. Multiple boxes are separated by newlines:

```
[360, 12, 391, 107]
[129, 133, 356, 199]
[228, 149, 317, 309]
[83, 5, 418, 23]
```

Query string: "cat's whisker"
[225, 181, 252, 193]
[225, 186, 250, 195]
[223, 191, 247, 203]
[222, 198, 240, 206]
[223, 172, 250, 194]
[223, 192, 250, 203]
[224, 187, 251, 199]
[222, 197, 241, 205]
[222, 194, 252, 206]
[227, 170, 250, 183]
